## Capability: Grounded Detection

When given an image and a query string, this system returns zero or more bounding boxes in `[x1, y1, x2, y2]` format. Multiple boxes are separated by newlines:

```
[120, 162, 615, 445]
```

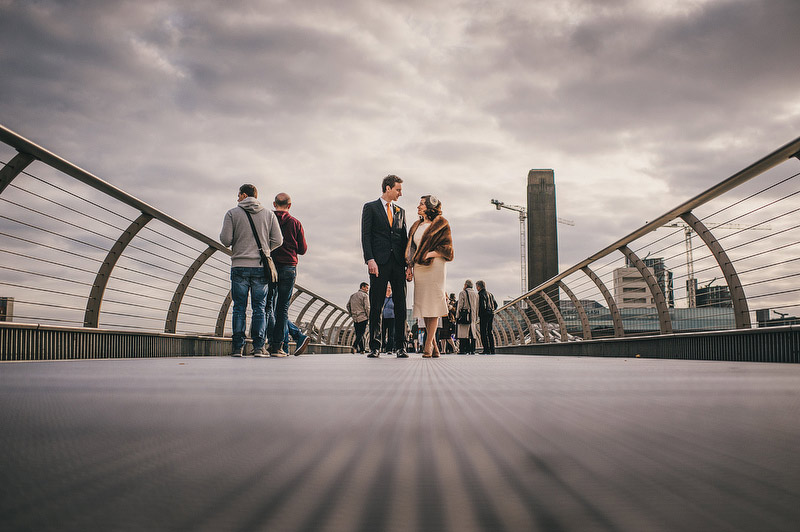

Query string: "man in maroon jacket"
[267, 193, 309, 356]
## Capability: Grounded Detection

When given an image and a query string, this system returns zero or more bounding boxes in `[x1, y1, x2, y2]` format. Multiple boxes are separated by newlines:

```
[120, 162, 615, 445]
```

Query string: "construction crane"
[491, 199, 574, 293]
[662, 221, 770, 307]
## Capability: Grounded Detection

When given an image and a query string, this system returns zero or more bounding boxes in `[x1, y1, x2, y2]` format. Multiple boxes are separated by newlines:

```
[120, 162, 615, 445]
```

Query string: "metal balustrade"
[0, 124, 352, 360]
[492, 135, 800, 361]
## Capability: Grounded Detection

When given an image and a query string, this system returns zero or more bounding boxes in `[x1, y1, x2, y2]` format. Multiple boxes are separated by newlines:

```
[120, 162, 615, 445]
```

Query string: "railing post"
[499, 307, 523, 345]
[318, 308, 341, 343]
[215, 292, 233, 337]
[513, 301, 535, 344]
[581, 266, 624, 337]
[619, 245, 673, 334]
[165, 246, 217, 333]
[84, 213, 153, 328]
[558, 280, 592, 340]
[680, 212, 751, 328]
[526, 297, 550, 343]
[307, 303, 331, 341]
[538, 290, 569, 341]
[494, 311, 513, 346]
[0, 152, 36, 195]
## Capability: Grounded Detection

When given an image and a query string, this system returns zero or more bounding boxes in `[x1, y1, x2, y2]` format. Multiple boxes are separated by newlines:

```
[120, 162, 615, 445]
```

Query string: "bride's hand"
[424, 251, 439, 260]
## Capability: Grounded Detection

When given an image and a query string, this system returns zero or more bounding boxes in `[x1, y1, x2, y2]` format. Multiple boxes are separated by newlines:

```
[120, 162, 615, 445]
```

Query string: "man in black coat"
[477, 280, 498, 355]
[361, 174, 409, 358]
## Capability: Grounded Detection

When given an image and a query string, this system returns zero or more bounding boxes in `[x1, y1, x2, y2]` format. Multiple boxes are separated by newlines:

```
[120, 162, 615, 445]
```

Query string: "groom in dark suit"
[361, 175, 409, 358]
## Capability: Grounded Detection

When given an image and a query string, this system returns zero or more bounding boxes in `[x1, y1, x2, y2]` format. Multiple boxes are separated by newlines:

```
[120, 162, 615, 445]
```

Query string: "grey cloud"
[471, 1, 800, 156]
[2, 0, 798, 311]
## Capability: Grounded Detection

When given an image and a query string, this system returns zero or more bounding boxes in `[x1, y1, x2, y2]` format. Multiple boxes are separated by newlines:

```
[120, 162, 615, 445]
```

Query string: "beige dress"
[412, 222, 448, 318]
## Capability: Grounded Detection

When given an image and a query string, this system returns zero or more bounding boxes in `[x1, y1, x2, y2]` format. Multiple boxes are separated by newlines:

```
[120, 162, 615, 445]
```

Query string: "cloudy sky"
[1, 0, 799, 305]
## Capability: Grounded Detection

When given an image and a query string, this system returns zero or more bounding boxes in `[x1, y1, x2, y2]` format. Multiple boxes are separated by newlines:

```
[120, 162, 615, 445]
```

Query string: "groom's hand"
[367, 259, 378, 276]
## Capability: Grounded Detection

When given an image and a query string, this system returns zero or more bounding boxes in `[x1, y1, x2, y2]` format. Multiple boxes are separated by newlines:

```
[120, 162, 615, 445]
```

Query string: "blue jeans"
[231, 267, 269, 351]
[267, 287, 303, 350]
[285, 320, 303, 351]
[269, 265, 296, 348]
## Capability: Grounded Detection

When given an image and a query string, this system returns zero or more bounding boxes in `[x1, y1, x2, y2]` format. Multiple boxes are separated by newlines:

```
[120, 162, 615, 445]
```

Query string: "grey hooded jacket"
[220, 196, 283, 268]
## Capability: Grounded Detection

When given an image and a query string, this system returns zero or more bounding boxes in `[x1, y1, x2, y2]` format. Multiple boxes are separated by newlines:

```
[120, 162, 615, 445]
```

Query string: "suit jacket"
[361, 199, 408, 266]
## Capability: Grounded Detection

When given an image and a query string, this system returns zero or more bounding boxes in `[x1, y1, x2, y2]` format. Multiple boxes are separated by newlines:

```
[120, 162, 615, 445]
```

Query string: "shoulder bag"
[243, 210, 278, 283]
[457, 292, 472, 324]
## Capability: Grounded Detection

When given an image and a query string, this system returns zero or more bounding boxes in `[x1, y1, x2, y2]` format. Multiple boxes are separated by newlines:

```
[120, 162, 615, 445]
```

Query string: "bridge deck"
[2, 354, 799, 531]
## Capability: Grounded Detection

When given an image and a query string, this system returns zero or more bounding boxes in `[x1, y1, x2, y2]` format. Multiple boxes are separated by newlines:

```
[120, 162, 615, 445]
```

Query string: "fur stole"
[405, 215, 454, 266]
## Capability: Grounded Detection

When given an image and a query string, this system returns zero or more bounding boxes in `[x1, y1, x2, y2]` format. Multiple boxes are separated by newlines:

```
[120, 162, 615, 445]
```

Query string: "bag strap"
[242, 208, 267, 264]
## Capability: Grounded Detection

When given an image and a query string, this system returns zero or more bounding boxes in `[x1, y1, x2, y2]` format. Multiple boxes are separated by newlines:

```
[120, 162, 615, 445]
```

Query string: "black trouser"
[479, 314, 495, 354]
[459, 328, 475, 354]
[381, 317, 395, 352]
[368, 258, 407, 351]
[353, 320, 368, 352]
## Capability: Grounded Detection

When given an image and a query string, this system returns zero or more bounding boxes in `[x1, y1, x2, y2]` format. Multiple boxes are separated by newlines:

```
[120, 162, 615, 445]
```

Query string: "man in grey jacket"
[220, 184, 283, 357]
[347, 282, 370, 353]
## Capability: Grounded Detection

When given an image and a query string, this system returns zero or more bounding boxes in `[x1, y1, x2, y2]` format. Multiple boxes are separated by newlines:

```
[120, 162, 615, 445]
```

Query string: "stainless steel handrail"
[0, 123, 352, 347]
[497, 136, 800, 345]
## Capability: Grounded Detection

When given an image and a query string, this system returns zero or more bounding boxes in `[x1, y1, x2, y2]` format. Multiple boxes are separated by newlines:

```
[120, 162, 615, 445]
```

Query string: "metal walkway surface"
[2, 354, 800, 531]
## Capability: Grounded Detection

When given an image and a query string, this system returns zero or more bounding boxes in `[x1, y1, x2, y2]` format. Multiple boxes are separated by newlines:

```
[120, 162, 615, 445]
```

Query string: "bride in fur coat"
[405, 195, 454, 358]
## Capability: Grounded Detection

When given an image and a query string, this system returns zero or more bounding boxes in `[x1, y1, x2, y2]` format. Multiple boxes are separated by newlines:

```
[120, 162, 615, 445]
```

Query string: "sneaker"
[293, 335, 310, 356]
[396, 349, 409, 358]
[367, 350, 380, 358]
[231, 346, 244, 357]
[253, 347, 269, 358]
[270, 349, 288, 357]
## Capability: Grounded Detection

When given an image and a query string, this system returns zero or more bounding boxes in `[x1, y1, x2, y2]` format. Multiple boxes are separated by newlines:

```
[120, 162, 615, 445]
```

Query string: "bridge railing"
[0, 124, 353, 360]
[493, 135, 800, 356]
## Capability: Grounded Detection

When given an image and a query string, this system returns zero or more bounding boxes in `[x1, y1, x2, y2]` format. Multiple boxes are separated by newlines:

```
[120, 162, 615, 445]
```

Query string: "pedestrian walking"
[220, 184, 283, 357]
[347, 282, 370, 353]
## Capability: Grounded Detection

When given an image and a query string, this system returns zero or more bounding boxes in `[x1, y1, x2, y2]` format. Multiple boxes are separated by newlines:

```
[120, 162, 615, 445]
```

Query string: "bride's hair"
[420, 195, 442, 221]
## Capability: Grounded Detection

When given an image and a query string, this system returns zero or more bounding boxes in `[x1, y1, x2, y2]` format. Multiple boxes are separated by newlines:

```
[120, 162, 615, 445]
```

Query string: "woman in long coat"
[456, 280, 479, 354]
[405, 195, 454, 358]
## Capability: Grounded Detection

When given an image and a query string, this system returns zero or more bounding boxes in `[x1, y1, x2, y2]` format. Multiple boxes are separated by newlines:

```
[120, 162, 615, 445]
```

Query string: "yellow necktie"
[387, 203, 393, 226]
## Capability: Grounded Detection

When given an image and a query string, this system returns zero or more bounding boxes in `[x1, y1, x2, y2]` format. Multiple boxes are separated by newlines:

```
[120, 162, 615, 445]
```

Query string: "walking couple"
[220, 184, 310, 357]
[360, 175, 454, 358]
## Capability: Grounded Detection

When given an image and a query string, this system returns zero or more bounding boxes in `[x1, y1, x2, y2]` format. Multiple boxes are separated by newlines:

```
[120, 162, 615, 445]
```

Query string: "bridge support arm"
[513, 301, 535, 344]
[582, 266, 624, 337]
[165, 246, 217, 333]
[525, 297, 550, 343]
[558, 280, 592, 340]
[84, 213, 153, 328]
[619, 245, 673, 334]
[0, 152, 36, 195]
[680, 212, 751, 328]
[538, 290, 569, 341]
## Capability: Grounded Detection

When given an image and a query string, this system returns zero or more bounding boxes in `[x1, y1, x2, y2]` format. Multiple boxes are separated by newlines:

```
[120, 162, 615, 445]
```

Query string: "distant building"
[614, 267, 650, 308]
[695, 283, 732, 308]
[755, 309, 800, 327]
[562, 306, 736, 337]
[614, 257, 674, 309]
[527, 169, 559, 304]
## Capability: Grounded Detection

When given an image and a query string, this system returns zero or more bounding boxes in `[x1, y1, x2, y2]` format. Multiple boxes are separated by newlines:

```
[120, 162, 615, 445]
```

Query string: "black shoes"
[366, 349, 408, 358]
